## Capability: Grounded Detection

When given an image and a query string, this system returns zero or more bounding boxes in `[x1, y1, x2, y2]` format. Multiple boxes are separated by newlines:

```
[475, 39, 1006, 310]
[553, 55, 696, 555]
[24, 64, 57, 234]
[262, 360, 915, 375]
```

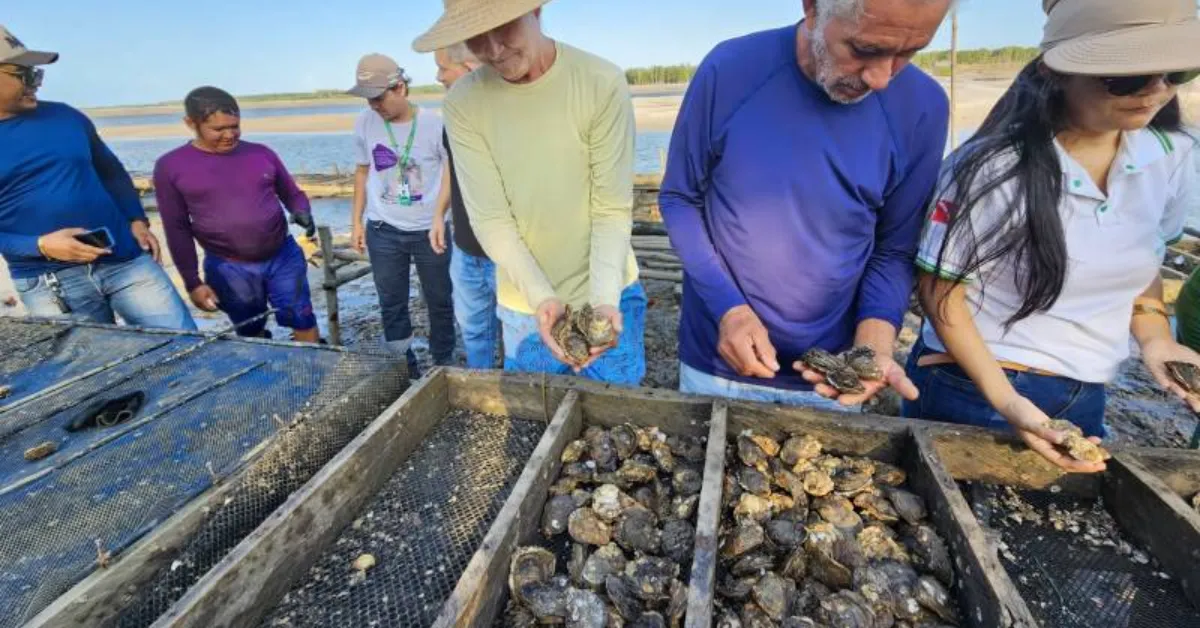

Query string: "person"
[432, 42, 499, 369]
[1173, 147, 1200, 353]
[347, 53, 455, 373]
[0, 26, 195, 330]
[154, 87, 320, 342]
[660, 0, 951, 407]
[905, 0, 1200, 473]
[415, 0, 646, 385]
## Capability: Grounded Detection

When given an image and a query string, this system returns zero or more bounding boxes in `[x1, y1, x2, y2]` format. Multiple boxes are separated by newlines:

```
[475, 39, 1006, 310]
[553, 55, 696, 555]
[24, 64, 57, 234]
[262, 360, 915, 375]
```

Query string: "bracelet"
[1132, 303, 1168, 318]
[36, 236, 51, 260]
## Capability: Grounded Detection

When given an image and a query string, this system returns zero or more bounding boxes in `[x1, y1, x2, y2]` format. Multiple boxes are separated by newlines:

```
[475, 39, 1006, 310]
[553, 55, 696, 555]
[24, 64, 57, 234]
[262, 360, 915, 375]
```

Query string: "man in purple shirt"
[154, 87, 319, 342]
[661, 0, 950, 409]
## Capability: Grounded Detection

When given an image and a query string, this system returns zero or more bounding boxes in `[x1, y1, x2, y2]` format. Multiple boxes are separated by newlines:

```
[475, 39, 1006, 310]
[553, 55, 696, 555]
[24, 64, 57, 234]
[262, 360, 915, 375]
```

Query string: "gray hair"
[816, 0, 951, 24]
[442, 42, 479, 66]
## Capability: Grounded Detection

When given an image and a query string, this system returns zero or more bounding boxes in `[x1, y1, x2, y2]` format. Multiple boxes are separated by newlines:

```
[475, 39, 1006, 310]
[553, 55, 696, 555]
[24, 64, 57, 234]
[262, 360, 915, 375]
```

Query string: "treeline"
[912, 46, 1040, 69]
[625, 64, 697, 86]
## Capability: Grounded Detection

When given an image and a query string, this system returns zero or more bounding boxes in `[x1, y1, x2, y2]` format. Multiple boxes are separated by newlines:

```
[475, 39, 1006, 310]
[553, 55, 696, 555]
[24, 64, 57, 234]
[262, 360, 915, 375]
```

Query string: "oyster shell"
[625, 556, 679, 601]
[672, 467, 704, 497]
[748, 433, 782, 458]
[582, 543, 627, 589]
[614, 507, 661, 555]
[801, 348, 843, 374]
[1166, 360, 1200, 394]
[817, 590, 877, 628]
[580, 304, 617, 346]
[650, 440, 677, 473]
[568, 543, 588, 585]
[610, 424, 639, 460]
[667, 434, 708, 463]
[618, 459, 659, 484]
[779, 546, 808, 581]
[667, 579, 689, 625]
[915, 575, 958, 623]
[872, 462, 907, 487]
[562, 439, 589, 464]
[854, 491, 900, 523]
[734, 493, 775, 523]
[903, 524, 954, 587]
[753, 572, 795, 621]
[722, 521, 765, 558]
[765, 519, 808, 548]
[886, 488, 928, 526]
[732, 551, 777, 577]
[569, 508, 613, 546]
[543, 495, 577, 537]
[816, 496, 864, 532]
[780, 435, 823, 466]
[740, 602, 776, 628]
[826, 366, 866, 395]
[522, 580, 570, 623]
[566, 588, 608, 628]
[586, 428, 620, 472]
[737, 435, 772, 472]
[606, 575, 644, 621]
[662, 518, 695, 564]
[858, 525, 910, 563]
[593, 484, 639, 523]
[552, 306, 591, 365]
[739, 467, 773, 496]
[841, 345, 883, 381]
[509, 546, 556, 602]
[672, 494, 701, 520]
[802, 470, 835, 497]
[717, 573, 758, 601]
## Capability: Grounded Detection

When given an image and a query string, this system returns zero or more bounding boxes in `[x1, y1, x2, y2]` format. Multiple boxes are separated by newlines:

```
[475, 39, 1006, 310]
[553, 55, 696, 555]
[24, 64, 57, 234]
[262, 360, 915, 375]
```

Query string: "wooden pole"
[950, 8, 959, 149]
[318, 226, 342, 346]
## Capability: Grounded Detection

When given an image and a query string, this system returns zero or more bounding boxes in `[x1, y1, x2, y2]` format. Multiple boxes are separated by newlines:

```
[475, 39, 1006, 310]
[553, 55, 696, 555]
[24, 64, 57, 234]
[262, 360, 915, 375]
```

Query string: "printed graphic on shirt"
[371, 143, 425, 205]
[917, 200, 970, 282]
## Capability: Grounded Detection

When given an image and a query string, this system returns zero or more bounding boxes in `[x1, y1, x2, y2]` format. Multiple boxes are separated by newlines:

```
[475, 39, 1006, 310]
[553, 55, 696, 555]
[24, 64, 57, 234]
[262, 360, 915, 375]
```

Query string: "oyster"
[551, 477, 584, 496]
[543, 495, 577, 537]
[1166, 360, 1200, 394]
[667, 579, 688, 625]
[817, 590, 877, 628]
[672, 494, 701, 520]
[858, 526, 910, 562]
[618, 459, 659, 484]
[768, 493, 796, 513]
[780, 435, 823, 466]
[569, 508, 613, 546]
[826, 366, 867, 395]
[779, 546, 808, 581]
[562, 439, 589, 464]
[522, 580, 570, 623]
[854, 491, 900, 523]
[791, 580, 832, 617]
[582, 543, 627, 589]
[915, 575, 958, 623]
[586, 428, 620, 472]
[1048, 419, 1110, 463]
[816, 496, 864, 531]
[566, 588, 608, 628]
[732, 551, 777, 577]
[737, 435, 772, 472]
[903, 524, 954, 587]
[765, 519, 807, 548]
[632, 486, 658, 513]
[568, 543, 588, 584]
[886, 488, 928, 526]
[842, 345, 884, 380]
[748, 433, 782, 458]
[834, 467, 874, 495]
[564, 461, 598, 480]
[593, 484, 639, 523]
[802, 470, 835, 497]
[615, 508, 661, 555]
[552, 305, 592, 365]
[854, 561, 919, 620]
[739, 467, 773, 496]
[808, 544, 853, 590]
[510, 546, 556, 601]
[662, 519, 695, 564]
[650, 440, 677, 473]
[716, 611, 743, 628]
[571, 489, 593, 508]
[717, 573, 758, 600]
[741, 603, 776, 628]
[667, 434, 707, 463]
[753, 572, 795, 621]
[872, 462, 907, 487]
[734, 494, 775, 523]
[503, 601, 538, 628]
[801, 348, 844, 374]
[580, 304, 616, 346]
[632, 613, 667, 628]
[672, 467, 704, 497]
[610, 424, 639, 460]
[722, 521, 765, 558]
[773, 467, 808, 500]
[606, 575, 644, 621]
[625, 557, 679, 601]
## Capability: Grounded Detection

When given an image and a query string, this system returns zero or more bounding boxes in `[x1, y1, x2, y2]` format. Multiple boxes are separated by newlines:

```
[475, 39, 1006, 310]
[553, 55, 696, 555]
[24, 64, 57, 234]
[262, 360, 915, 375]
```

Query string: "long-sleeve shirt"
[443, 41, 639, 313]
[0, 101, 146, 279]
[153, 141, 311, 291]
[660, 25, 948, 390]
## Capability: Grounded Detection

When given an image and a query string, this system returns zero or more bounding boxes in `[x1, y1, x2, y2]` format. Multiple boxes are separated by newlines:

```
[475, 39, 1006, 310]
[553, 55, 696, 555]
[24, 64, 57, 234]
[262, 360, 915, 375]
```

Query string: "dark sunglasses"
[1099, 70, 1200, 96]
[0, 66, 44, 89]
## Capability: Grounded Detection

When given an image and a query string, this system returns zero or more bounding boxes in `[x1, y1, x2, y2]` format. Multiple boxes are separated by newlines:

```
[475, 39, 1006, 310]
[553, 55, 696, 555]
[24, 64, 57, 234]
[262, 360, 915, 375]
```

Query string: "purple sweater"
[154, 142, 311, 291]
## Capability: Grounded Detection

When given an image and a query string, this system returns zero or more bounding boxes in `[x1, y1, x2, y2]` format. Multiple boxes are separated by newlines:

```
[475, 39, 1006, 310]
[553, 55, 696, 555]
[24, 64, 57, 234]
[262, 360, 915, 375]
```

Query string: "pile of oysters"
[505, 424, 707, 627]
[714, 431, 961, 627]
[552, 305, 618, 365]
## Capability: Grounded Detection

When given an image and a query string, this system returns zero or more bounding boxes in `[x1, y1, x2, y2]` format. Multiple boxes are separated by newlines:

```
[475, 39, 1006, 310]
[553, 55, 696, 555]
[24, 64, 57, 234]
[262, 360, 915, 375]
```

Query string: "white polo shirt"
[916, 128, 1198, 383]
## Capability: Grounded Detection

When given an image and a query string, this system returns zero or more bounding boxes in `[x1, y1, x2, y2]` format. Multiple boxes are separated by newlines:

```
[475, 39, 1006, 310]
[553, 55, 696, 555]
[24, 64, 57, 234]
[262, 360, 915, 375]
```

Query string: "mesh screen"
[261, 409, 544, 628]
[965, 483, 1200, 628]
[0, 320, 404, 628]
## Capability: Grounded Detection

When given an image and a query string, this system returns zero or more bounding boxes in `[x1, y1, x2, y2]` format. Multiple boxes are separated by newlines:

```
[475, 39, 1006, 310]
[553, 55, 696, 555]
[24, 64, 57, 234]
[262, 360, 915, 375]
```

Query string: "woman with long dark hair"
[905, 0, 1200, 472]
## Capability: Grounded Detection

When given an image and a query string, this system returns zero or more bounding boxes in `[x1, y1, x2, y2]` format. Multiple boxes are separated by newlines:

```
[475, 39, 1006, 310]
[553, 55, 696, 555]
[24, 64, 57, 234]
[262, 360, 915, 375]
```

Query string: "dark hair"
[930, 58, 1185, 328]
[184, 86, 240, 122]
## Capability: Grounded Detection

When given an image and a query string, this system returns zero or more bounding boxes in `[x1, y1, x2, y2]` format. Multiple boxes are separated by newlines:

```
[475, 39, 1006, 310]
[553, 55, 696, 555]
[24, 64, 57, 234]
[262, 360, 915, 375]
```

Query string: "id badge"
[398, 181, 412, 206]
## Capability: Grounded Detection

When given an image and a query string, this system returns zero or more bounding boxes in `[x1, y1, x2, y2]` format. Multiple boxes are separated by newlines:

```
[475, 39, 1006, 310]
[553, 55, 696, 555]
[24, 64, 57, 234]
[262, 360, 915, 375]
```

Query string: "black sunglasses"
[1099, 70, 1200, 96]
[0, 66, 44, 89]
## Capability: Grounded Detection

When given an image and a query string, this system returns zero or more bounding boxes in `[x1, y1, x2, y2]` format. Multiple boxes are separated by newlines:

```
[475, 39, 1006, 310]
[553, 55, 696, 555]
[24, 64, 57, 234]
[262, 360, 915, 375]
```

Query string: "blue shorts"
[203, 236, 317, 338]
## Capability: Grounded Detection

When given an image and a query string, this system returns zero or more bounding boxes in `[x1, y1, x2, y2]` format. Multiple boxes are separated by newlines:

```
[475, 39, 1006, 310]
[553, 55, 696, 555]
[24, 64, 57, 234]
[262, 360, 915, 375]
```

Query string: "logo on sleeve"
[931, 200, 956, 225]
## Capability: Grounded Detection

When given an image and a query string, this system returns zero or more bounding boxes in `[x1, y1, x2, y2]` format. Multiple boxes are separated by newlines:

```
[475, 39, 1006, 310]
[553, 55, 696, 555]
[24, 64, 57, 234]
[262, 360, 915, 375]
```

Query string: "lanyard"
[383, 106, 419, 180]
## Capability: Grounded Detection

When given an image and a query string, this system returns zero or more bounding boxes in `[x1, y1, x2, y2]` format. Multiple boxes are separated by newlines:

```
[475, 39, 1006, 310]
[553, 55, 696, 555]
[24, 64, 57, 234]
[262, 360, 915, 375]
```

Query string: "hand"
[577, 304, 623, 370]
[1141, 337, 1200, 412]
[37, 228, 110, 263]
[798, 350, 919, 406]
[292, 212, 317, 239]
[189, 284, 220, 312]
[999, 395, 1107, 474]
[429, 220, 447, 255]
[535, 298, 577, 369]
[130, 220, 162, 263]
[717, 305, 779, 378]
[351, 223, 366, 255]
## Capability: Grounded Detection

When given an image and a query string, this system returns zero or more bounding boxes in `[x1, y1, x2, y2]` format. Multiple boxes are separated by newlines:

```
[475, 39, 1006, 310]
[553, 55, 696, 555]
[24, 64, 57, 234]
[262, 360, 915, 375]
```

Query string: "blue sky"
[6, 0, 1045, 107]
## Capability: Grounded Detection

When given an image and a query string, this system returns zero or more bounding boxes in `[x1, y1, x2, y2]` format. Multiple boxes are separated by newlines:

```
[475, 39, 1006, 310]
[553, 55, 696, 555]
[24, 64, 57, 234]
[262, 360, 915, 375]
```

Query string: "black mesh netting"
[260, 409, 545, 628]
[964, 483, 1200, 628]
[0, 319, 406, 628]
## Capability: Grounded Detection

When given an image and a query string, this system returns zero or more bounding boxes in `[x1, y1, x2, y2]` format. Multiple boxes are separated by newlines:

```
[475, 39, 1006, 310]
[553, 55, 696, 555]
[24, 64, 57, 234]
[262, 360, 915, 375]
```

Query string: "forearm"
[854, 318, 899, 356]
[1132, 276, 1172, 348]
[0, 232, 42, 258]
[352, 168, 368, 228]
[433, 167, 451, 223]
[920, 276, 1019, 409]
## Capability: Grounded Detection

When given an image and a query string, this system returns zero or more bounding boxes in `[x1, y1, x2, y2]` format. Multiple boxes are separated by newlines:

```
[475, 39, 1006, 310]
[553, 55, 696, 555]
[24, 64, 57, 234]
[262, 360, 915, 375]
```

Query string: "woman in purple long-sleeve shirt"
[153, 87, 320, 341]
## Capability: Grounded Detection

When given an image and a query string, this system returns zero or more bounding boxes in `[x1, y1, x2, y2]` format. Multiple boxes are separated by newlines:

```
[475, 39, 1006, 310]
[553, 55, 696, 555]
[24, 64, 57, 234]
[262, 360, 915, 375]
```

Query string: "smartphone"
[74, 227, 114, 250]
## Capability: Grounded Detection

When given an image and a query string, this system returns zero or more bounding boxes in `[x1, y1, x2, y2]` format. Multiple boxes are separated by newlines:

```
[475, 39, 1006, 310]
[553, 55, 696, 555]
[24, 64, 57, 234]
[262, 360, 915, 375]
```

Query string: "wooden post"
[950, 8, 959, 149]
[317, 226, 341, 346]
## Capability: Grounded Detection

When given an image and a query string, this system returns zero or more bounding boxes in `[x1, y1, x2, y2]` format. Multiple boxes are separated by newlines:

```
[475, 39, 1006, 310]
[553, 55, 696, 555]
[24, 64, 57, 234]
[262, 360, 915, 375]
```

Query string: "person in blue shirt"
[660, 0, 951, 409]
[0, 26, 195, 330]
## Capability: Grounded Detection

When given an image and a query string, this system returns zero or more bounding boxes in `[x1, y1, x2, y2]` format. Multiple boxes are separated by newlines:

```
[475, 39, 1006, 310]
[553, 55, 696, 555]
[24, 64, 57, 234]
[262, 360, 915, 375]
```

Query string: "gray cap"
[0, 25, 58, 67]
[347, 53, 409, 99]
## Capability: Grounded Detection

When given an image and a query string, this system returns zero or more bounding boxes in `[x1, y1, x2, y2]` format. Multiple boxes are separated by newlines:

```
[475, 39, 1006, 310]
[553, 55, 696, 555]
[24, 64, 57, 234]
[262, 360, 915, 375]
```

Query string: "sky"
[5, 0, 1047, 108]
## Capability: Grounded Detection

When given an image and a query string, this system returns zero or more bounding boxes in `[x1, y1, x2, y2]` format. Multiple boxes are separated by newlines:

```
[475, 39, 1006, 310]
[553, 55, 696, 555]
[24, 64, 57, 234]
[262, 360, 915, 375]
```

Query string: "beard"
[810, 24, 872, 105]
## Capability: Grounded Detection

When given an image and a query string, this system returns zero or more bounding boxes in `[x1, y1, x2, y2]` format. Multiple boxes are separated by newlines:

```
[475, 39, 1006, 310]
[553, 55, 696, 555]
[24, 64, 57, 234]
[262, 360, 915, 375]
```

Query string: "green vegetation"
[625, 64, 697, 86]
[912, 46, 1040, 75]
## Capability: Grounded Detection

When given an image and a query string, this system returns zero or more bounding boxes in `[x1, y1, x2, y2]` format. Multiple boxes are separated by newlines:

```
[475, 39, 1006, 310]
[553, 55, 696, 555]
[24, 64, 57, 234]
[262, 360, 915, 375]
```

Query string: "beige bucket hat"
[412, 0, 552, 53]
[0, 25, 58, 67]
[1041, 0, 1200, 76]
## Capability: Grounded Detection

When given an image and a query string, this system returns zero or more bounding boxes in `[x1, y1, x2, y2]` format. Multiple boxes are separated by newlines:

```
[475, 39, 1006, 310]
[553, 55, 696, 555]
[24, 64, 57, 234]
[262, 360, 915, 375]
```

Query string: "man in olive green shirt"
[414, 0, 645, 385]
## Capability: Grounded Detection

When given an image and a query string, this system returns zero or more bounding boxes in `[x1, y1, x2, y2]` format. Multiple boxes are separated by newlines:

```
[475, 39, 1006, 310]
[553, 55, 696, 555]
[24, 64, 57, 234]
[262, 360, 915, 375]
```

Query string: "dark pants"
[902, 337, 1108, 438]
[204, 236, 317, 338]
[365, 220, 455, 365]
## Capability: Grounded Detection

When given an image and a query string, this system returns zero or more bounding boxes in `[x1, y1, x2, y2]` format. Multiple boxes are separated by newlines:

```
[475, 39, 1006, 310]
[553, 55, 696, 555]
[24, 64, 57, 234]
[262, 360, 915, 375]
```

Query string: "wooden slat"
[908, 428, 1039, 628]
[924, 428, 1102, 496]
[726, 402, 908, 463]
[149, 371, 451, 628]
[434, 390, 583, 627]
[684, 401, 727, 628]
[1103, 454, 1200, 608]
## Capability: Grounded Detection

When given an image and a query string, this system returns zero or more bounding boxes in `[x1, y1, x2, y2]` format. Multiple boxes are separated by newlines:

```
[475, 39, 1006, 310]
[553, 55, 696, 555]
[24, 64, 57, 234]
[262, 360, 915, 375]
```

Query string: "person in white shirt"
[906, 0, 1200, 473]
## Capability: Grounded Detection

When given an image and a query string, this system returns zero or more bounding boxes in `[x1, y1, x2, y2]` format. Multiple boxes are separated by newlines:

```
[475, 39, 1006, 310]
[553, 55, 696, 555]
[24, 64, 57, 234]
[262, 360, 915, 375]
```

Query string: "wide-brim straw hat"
[413, 0, 552, 53]
[1041, 0, 1200, 76]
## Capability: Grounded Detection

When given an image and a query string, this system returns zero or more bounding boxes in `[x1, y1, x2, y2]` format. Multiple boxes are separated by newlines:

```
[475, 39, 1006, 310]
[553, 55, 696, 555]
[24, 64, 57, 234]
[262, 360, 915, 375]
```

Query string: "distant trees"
[912, 46, 1041, 71]
[625, 64, 697, 86]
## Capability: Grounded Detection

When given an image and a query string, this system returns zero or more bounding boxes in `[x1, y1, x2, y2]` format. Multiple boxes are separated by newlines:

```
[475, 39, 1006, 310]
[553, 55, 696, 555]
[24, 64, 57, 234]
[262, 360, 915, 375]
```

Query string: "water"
[90, 103, 395, 128]
[107, 130, 674, 176]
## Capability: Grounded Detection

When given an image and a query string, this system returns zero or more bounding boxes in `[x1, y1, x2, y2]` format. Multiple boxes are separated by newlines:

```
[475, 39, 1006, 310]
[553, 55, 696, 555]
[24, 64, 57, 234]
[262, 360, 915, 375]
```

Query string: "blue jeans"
[902, 338, 1108, 438]
[679, 363, 855, 412]
[497, 283, 647, 386]
[13, 254, 196, 330]
[365, 220, 455, 365]
[204, 236, 317, 338]
[450, 248, 498, 369]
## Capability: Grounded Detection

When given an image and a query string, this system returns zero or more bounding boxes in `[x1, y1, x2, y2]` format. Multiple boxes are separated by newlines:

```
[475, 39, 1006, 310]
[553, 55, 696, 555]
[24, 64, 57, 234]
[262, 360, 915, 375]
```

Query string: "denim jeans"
[679, 363, 856, 412]
[13, 254, 196, 330]
[365, 220, 455, 365]
[497, 283, 647, 386]
[450, 248, 499, 369]
[902, 338, 1108, 438]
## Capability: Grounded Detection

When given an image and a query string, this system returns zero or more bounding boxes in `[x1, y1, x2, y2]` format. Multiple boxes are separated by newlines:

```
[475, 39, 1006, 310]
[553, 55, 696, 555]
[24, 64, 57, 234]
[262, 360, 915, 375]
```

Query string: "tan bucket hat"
[412, 0, 552, 53]
[0, 25, 58, 67]
[1041, 0, 1200, 76]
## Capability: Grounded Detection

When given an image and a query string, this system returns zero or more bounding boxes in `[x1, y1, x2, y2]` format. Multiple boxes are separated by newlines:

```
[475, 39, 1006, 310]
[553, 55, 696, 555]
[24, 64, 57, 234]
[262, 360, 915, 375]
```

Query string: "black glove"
[292, 212, 317, 239]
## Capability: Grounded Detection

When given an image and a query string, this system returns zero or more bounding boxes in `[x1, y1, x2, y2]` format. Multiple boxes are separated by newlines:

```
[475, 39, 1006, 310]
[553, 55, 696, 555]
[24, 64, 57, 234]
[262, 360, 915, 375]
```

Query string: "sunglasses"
[1099, 70, 1200, 97]
[0, 66, 44, 89]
